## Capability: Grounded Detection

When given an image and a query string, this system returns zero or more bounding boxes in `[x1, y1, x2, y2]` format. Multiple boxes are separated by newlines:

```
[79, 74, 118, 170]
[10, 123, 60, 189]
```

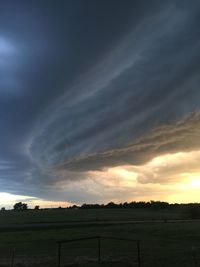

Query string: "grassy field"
[0, 207, 188, 225]
[0, 208, 199, 267]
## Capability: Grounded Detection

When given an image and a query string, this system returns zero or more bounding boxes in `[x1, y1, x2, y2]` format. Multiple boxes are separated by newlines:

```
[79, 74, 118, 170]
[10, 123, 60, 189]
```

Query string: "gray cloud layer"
[53, 112, 200, 172]
[1, 0, 200, 202]
[31, 3, 200, 169]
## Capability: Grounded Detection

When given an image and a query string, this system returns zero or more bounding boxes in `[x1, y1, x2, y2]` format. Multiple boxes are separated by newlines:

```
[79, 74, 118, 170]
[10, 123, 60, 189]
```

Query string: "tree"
[13, 202, 28, 211]
[1, 207, 5, 211]
[34, 205, 40, 210]
[105, 202, 118, 208]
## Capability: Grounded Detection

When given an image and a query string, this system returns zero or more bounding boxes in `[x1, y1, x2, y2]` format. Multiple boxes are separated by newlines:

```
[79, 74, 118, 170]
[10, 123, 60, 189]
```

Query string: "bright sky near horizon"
[1, 0, 200, 208]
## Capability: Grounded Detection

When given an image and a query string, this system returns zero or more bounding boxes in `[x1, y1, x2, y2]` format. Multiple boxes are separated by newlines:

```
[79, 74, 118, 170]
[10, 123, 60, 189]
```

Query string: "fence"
[57, 235, 141, 267]
[4, 241, 200, 267]
[192, 246, 200, 267]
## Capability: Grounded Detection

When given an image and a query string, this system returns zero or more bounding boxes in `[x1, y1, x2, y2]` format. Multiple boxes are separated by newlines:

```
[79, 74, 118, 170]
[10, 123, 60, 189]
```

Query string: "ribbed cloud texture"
[1, 0, 200, 205]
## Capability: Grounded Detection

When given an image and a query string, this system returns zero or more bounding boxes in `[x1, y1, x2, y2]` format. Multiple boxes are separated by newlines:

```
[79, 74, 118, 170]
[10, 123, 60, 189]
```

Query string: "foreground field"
[0, 206, 188, 225]
[0, 208, 199, 266]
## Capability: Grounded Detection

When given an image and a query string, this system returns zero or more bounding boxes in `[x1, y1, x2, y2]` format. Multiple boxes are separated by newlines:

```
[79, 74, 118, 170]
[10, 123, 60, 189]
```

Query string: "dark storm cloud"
[54, 112, 200, 172]
[31, 2, 200, 171]
[1, 0, 200, 200]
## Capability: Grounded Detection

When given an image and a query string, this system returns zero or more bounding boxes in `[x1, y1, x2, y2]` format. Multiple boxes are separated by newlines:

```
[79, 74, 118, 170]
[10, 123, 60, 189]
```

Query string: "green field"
[0, 206, 188, 225]
[0, 208, 199, 267]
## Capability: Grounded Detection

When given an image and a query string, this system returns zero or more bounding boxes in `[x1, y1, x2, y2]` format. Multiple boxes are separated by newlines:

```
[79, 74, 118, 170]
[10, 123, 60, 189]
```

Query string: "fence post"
[57, 243, 61, 267]
[10, 248, 15, 267]
[98, 237, 101, 263]
[137, 240, 141, 267]
[192, 247, 198, 267]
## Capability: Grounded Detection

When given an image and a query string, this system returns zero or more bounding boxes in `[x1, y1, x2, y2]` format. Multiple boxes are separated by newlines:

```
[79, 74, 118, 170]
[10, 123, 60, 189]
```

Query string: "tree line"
[1, 200, 200, 212]
[75, 201, 200, 210]
[1, 202, 39, 211]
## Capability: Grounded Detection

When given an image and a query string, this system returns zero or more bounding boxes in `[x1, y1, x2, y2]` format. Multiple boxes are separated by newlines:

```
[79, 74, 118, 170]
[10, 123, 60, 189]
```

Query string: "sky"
[1, 0, 200, 208]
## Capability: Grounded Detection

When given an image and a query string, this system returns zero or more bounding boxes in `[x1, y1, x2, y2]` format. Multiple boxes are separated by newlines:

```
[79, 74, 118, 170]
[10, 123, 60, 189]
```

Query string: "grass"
[0, 208, 199, 266]
[0, 207, 187, 225]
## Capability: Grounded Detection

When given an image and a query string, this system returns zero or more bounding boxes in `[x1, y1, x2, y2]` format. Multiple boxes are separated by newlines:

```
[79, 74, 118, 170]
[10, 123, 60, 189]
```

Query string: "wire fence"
[3, 238, 200, 267]
[57, 236, 141, 267]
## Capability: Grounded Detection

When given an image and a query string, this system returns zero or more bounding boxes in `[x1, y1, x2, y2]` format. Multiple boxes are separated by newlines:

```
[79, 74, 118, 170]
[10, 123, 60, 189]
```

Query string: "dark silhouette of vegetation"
[78, 200, 171, 210]
[1, 201, 199, 214]
[13, 202, 28, 211]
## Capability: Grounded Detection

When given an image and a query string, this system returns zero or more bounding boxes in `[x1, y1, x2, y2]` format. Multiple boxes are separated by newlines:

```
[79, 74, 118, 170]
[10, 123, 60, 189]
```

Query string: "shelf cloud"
[1, 0, 200, 204]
